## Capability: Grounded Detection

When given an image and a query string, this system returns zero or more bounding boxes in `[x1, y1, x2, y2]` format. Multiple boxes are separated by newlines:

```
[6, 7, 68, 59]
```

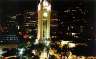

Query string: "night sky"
[0, 0, 95, 14]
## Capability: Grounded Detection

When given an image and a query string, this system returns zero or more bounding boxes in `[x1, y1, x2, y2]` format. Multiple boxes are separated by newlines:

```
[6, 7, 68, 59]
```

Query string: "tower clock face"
[43, 12, 48, 17]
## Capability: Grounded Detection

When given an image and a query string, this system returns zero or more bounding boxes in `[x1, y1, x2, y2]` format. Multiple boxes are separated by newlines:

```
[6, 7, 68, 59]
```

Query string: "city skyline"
[0, 0, 96, 59]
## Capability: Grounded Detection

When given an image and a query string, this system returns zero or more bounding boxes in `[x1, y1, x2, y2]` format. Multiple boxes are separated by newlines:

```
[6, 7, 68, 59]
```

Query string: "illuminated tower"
[37, 0, 51, 44]
[37, 0, 51, 59]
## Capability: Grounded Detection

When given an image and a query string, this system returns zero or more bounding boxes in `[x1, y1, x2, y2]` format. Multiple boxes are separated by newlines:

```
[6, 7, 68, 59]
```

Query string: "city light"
[77, 56, 86, 59]
[68, 43, 76, 48]
[61, 40, 70, 45]
[34, 39, 39, 45]
[10, 16, 16, 19]
[29, 35, 32, 39]
[4, 56, 17, 59]
[49, 49, 54, 55]
[72, 33, 76, 36]
[0, 50, 6, 56]
[40, 51, 48, 59]
[32, 50, 36, 55]
[46, 40, 50, 46]
[68, 52, 73, 59]
[17, 26, 20, 30]
[18, 48, 25, 55]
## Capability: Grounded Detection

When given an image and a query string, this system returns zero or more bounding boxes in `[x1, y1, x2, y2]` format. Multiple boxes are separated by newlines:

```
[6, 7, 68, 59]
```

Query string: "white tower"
[37, 0, 51, 43]
[37, 0, 51, 59]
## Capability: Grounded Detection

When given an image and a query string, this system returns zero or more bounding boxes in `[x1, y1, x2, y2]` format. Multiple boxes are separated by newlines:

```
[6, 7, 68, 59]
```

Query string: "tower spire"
[40, 0, 42, 2]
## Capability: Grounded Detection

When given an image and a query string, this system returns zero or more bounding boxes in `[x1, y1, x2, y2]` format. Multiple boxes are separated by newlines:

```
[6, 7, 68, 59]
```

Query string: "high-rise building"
[37, 0, 51, 42]
[37, 0, 51, 59]
[50, 1, 90, 56]
[50, 11, 58, 41]
[16, 10, 37, 43]
[51, 1, 89, 43]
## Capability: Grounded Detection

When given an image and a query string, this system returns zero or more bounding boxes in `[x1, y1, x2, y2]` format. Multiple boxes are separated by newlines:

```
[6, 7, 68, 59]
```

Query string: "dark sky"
[0, 0, 95, 13]
[0, 0, 95, 22]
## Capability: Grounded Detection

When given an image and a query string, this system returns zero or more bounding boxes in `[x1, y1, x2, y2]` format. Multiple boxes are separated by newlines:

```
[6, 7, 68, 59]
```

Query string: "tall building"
[50, 1, 90, 56]
[50, 1, 89, 42]
[37, 0, 51, 42]
[16, 10, 37, 43]
[23, 11, 37, 40]
[57, 2, 90, 56]
[37, 0, 51, 59]
[50, 11, 59, 41]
